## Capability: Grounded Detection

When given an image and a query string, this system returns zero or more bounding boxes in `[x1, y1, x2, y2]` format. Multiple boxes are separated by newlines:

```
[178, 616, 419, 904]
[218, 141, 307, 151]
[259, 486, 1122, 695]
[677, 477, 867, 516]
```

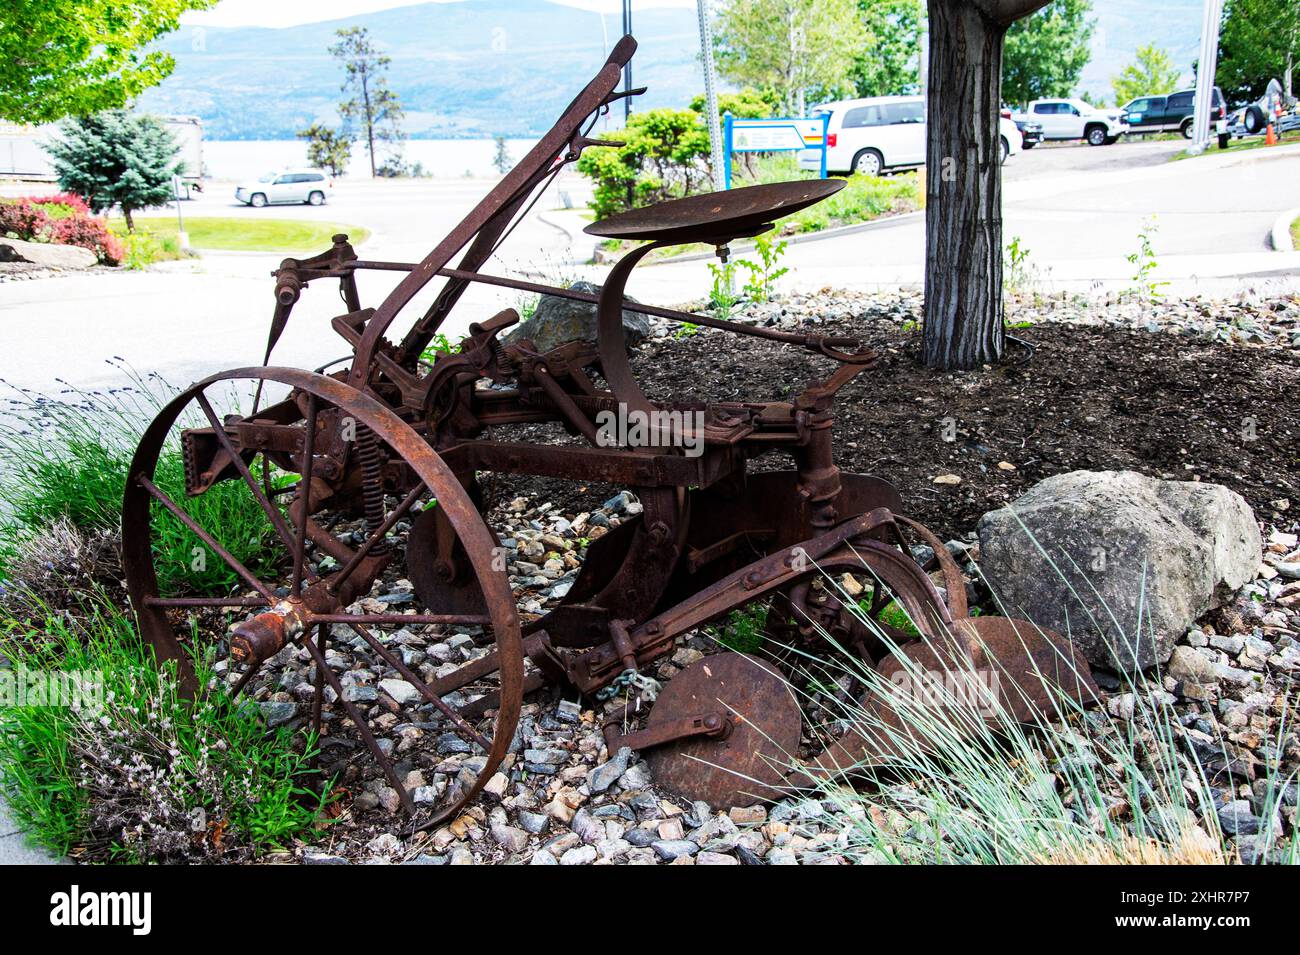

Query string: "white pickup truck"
[1010, 98, 1128, 146]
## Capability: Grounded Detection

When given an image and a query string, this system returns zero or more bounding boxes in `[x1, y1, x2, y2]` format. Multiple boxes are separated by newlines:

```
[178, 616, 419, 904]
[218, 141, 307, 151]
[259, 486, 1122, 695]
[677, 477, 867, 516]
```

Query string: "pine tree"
[46, 110, 179, 232]
[331, 26, 405, 178]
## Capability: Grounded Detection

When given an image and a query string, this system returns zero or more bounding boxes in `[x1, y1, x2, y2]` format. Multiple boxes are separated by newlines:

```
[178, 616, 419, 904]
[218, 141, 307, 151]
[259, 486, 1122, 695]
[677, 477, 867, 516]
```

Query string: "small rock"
[559, 844, 598, 865]
[651, 839, 699, 861]
[588, 746, 632, 793]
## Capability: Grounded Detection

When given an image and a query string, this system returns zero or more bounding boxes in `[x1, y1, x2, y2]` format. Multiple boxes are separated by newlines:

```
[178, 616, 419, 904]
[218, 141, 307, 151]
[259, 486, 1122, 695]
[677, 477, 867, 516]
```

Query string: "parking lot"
[3, 138, 1298, 399]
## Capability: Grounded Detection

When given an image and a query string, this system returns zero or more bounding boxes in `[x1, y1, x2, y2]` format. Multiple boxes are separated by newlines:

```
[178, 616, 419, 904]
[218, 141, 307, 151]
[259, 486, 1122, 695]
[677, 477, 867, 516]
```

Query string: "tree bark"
[922, 0, 1010, 370]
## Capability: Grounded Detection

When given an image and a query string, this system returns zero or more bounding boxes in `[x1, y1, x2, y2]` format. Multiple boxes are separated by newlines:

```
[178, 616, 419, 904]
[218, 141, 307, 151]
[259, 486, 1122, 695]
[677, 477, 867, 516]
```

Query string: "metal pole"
[697, 0, 726, 194]
[172, 174, 190, 251]
[622, 0, 634, 124]
[1191, 0, 1225, 152]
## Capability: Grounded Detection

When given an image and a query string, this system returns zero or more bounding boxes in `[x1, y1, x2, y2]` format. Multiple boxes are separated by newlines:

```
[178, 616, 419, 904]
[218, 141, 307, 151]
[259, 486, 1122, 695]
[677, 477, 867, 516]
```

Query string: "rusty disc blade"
[584, 179, 846, 244]
[804, 617, 1100, 775]
[643, 653, 802, 809]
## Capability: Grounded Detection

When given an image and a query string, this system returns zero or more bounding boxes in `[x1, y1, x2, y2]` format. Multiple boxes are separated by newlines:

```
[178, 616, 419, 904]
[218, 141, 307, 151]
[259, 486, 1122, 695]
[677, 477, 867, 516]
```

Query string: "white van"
[798, 95, 1021, 175]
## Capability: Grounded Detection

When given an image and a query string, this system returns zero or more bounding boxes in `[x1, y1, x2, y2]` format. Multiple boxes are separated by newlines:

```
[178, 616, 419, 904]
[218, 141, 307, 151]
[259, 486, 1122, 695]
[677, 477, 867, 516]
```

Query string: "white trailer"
[0, 115, 205, 196]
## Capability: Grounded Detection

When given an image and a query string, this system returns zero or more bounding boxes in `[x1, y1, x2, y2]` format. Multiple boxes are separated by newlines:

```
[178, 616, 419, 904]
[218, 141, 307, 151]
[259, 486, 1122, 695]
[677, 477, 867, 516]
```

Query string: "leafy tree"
[1002, 0, 1095, 108]
[1217, 0, 1300, 102]
[1110, 44, 1182, 107]
[576, 109, 710, 219]
[330, 26, 405, 178]
[688, 88, 782, 122]
[924, 0, 1055, 370]
[46, 111, 179, 232]
[296, 123, 352, 177]
[852, 0, 925, 96]
[0, 0, 214, 124]
[715, 0, 867, 115]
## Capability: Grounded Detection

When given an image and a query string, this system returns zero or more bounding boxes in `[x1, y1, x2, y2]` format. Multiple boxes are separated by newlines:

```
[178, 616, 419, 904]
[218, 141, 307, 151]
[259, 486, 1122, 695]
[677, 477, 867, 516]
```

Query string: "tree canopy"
[1111, 44, 1182, 106]
[714, 0, 866, 115]
[852, 0, 925, 97]
[1217, 0, 1299, 102]
[297, 123, 352, 178]
[1002, 0, 1096, 108]
[0, 0, 214, 124]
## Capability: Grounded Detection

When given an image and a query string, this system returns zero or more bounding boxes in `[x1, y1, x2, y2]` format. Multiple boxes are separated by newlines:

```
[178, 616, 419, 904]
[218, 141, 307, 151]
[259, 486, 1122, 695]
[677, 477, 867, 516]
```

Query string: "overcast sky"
[183, 0, 698, 29]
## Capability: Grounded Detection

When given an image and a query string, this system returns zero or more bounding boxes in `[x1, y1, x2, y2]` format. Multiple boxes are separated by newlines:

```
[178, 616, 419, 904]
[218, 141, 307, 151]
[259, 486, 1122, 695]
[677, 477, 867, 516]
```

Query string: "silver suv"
[235, 168, 331, 207]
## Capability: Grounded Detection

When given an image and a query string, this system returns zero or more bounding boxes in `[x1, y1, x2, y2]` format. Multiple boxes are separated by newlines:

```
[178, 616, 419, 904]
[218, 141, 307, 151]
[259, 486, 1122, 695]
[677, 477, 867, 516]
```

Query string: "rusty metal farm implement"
[121, 37, 1096, 828]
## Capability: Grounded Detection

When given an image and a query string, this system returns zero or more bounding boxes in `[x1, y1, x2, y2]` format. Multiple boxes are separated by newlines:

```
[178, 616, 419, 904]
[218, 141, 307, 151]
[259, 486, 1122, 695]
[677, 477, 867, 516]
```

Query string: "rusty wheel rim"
[122, 367, 523, 828]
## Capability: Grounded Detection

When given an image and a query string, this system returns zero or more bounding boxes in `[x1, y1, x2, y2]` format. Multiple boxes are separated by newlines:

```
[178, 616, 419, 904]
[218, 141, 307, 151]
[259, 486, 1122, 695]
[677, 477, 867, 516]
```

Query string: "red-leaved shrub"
[47, 214, 124, 265]
[0, 199, 50, 239]
[27, 192, 92, 217]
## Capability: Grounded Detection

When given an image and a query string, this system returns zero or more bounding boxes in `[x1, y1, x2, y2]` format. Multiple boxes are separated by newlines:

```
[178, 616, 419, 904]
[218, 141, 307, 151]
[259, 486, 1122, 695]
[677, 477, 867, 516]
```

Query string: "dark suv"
[1121, 87, 1227, 138]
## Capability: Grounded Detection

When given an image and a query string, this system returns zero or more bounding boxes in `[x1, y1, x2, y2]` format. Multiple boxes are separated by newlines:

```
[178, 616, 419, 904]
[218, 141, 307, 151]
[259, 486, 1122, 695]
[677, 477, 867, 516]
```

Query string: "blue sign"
[722, 112, 830, 188]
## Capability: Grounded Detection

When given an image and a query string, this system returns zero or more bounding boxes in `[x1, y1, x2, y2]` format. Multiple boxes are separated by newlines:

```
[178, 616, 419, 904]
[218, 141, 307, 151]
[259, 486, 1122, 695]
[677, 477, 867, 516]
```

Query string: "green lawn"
[111, 216, 370, 252]
[1173, 127, 1300, 160]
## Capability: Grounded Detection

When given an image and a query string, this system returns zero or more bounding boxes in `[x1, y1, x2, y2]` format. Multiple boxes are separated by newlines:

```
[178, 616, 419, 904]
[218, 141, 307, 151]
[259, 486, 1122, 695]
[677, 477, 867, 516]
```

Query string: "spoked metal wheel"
[122, 367, 523, 828]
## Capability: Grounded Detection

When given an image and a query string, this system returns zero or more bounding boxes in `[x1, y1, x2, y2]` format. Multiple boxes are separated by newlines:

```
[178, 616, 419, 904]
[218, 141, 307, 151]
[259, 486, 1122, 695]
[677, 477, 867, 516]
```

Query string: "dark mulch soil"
[498, 318, 1300, 541]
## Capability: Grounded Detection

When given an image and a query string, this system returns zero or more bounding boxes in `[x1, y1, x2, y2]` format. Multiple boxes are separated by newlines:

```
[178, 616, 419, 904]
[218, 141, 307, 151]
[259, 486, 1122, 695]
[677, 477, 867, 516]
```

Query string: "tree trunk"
[361, 67, 377, 178]
[123, 207, 135, 233]
[922, 0, 1008, 370]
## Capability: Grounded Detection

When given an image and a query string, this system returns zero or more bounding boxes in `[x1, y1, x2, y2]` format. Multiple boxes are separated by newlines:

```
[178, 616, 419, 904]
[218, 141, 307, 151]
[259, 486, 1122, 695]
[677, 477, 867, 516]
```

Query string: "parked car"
[1003, 108, 1043, 149]
[797, 95, 1022, 176]
[1009, 99, 1127, 145]
[1120, 87, 1227, 139]
[235, 169, 332, 207]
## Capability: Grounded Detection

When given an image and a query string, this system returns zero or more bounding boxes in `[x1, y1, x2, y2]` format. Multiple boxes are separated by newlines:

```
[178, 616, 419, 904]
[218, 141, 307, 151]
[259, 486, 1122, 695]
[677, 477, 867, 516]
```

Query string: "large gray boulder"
[977, 470, 1261, 672]
[503, 280, 650, 353]
[0, 236, 97, 269]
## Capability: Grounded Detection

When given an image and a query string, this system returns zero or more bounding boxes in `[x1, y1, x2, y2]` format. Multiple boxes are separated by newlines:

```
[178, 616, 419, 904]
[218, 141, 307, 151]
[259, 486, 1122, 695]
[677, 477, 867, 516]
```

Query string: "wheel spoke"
[229, 658, 265, 700]
[329, 482, 427, 593]
[301, 631, 414, 813]
[137, 474, 276, 602]
[144, 596, 268, 608]
[346, 621, 491, 751]
[194, 391, 299, 556]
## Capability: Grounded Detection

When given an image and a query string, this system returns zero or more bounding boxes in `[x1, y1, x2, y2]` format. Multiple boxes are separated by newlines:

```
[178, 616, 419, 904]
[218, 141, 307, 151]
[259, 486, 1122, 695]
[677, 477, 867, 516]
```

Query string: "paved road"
[0, 799, 59, 864]
[620, 139, 1300, 305]
[3, 140, 1299, 401]
[0, 173, 593, 398]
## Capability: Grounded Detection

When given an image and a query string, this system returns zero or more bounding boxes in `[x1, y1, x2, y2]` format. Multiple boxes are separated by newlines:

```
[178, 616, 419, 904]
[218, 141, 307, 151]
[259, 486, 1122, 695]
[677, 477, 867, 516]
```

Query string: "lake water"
[202, 138, 540, 181]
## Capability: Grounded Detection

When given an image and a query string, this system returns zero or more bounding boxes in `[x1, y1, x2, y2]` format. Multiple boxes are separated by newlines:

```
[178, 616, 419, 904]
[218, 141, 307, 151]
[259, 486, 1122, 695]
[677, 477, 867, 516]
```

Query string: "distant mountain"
[137, 0, 1211, 139]
[137, 0, 703, 139]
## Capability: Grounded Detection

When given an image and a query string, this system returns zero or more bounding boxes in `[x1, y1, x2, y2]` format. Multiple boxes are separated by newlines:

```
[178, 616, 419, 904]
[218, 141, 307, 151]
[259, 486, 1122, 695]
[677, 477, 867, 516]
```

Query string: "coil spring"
[356, 424, 388, 555]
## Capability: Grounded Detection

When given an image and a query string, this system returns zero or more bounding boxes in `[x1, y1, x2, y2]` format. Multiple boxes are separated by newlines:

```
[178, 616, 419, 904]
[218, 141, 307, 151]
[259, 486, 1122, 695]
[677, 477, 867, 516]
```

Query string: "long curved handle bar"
[346, 37, 638, 391]
[346, 258, 878, 365]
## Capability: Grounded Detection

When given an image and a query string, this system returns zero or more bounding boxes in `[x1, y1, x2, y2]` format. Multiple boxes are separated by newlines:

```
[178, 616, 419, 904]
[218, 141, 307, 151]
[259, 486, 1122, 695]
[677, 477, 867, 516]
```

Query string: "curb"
[1270, 208, 1299, 252]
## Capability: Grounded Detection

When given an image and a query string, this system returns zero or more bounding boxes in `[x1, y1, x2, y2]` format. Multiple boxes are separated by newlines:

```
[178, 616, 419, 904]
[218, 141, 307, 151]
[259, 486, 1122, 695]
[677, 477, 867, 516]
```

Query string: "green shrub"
[577, 108, 711, 219]
[117, 228, 185, 269]
[777, 171, 921, 233]
[0, 597, 324, 860]
[0, 378, 281, 596]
